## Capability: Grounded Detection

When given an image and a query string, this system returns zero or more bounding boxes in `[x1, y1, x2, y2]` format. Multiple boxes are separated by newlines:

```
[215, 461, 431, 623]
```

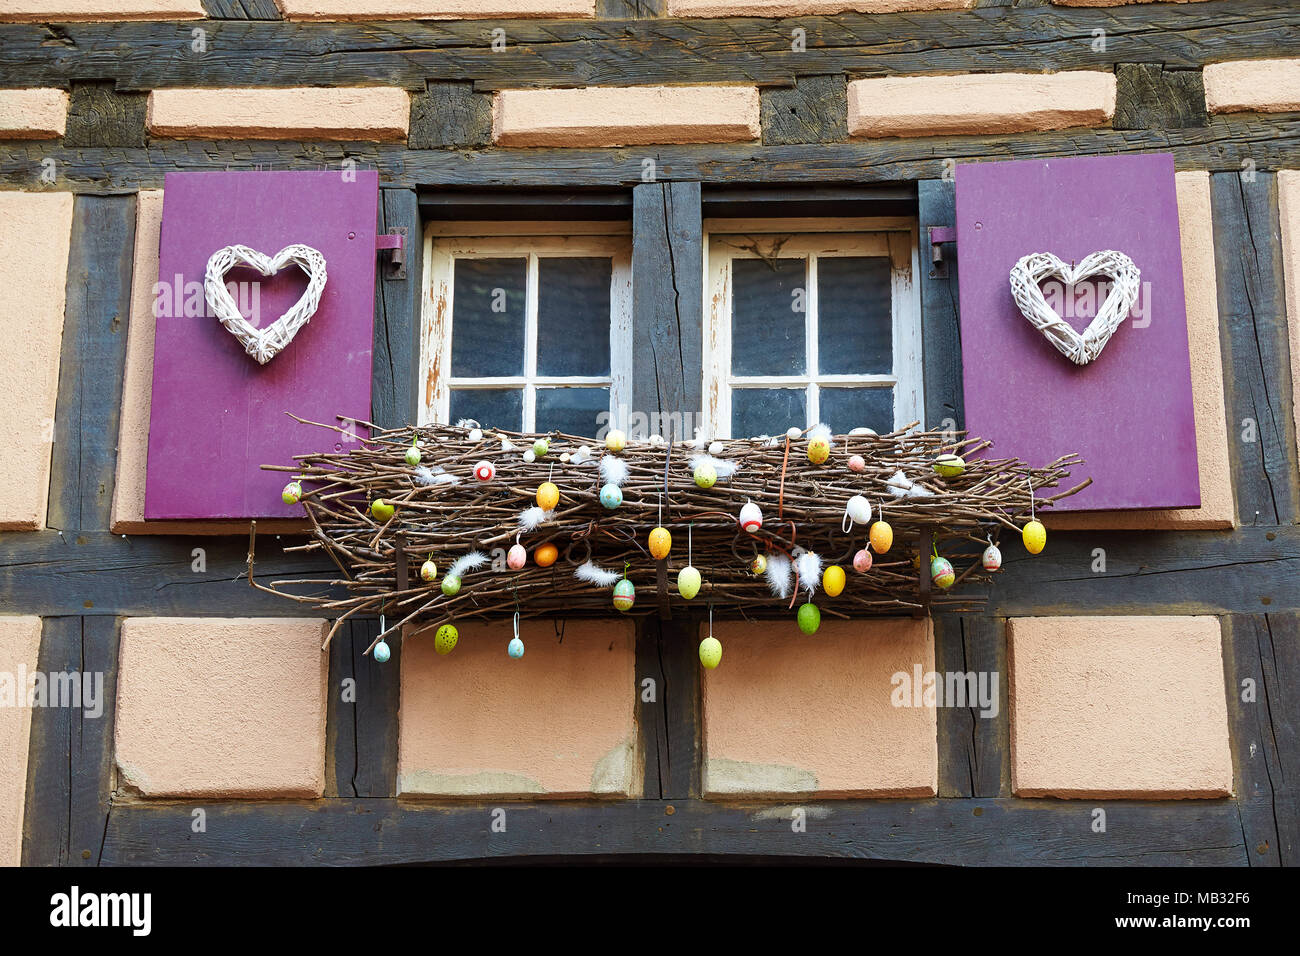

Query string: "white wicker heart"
[203, 243, 328, 365]
[1009, 250, 1141, 366]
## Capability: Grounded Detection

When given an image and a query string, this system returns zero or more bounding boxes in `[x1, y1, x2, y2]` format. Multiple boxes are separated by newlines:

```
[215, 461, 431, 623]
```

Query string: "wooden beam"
[918, 178, 962, 433]
[760, 75, 848, 147]
[1114, 64, 1208, 131]
[201, 0, 281, 17]
[409, 82, 493, 150]
[98, 796, 1249, 865]
[934, 615, 1007, 799]
[372, 188, 421, 430]
[62, 80, 148, 149]
[325, 618, 401, 799]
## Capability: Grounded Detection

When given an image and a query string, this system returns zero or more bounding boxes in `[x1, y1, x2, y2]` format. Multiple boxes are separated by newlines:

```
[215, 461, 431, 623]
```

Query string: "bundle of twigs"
[249, 417, 1087, 652]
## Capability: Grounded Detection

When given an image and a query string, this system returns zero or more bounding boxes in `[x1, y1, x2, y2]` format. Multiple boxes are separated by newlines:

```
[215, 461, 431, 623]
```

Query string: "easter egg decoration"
[507, 611, 524, 659]
[750, 553, 767, 576]
[853, 548, 873, 573]
[933, 453, 966, 478]
[507, 543, 527, 570]
[1023, 520, 1047, 555]
[699, 635, 722, 670]
[441, 551, 487, 598]
[404, 436, 422, 467]
[689, 454, 737, 489]
[599, 453, 629, 509]
[440, 576, 461, 597]
[693, 461, 717, 488]
[599, 484, 624, 509]
[785, 426, 803, 441]
[613, 578, 636, 612]
[982, 542, 1003, 572]
[536, 481, 560, 511]
[869, 515, 893, 555]
[931, 554, 956, 589]
[823, 564, 846, 597]
[419, 556, 438, 583]
[797, 602, 821, 635]
[738, 500, 763, 534]
[708, 441, 725, 456]
[370, 499, 395, 522]
[532, 438, 549, 458]
[281, 481, 303, 505]
[649, 526, 672, 561]
[806, 423, 832, 465]
[474, 460, 495, 481]
[467, 428, 483, 443]
[605, 429, 627, 452]
[842, 494, 872, 533]
[847, 454, 866, 474]
[677, 565, 701, 600]
[434, 623, 459, 655]
[373, 640, 391, 664]
[535, 543, 559, 568]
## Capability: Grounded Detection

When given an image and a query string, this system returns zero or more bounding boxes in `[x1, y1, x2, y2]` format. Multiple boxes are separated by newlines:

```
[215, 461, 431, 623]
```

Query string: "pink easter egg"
[507, 543, 527, 570]
[848, 455, 866, 473]
[853, 549, 872, 573]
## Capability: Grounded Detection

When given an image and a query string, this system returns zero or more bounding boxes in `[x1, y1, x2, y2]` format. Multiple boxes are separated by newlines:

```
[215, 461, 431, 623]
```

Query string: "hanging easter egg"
[807, 435, 830, 465]
[853, 548, 873, 573]
[933, 453, 966, 478]
[535, 543, 559, 568]
[677, 565, 701, 600]
[648, 527, 672, 561]
[473, 460, 495, 481]
[699, 636, 722, 670]
[434, 623, 458, 655]
[420, 559, 438, 582]
[823, 564, 846, 597]
[931, 556, 956, 589]
[441, 575, 461, 597]
[281, 481, 303, 505]
[532, 438, 549, 458]
[507, 543, 527, 570]
[599, 483, 623, 510]
[797, 602, 821, 635]
[846, 494, 872, 526]
[869, 519, 893, 554]
[1023, 520, 1047, 555]
[848, 455, 866, 474]
[522, 449, 536, 463]
[373, 640, 391, 664]
[536, 481, 559, 511]
[370, 499, 395, 522]
[507, 637, 525, 659]
[605, 429, 627, 452]
[982, 543, 1003, 572]
[405, 444, 422, 467]
[738, 500, 762, 533]
[750, 553, 767, 576]
[612, 578, 635, 612]
[693, 462, 717, 489]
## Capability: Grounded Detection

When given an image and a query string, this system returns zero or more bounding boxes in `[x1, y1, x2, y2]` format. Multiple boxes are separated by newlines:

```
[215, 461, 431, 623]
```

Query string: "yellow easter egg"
[1023, 519, 1047, 555]
[933, 453, 966, 478]
[605, 429, 627, 452]
[699, 636, 722, 670]
[536, 481, 559, 511]
[822, 564, 845, 597]
[534, 543, 559, 567]
[648, 526, 672, 561]
[434, 624, 459, 655]
[869, 520, 893, 554]
[807, 436, 830, 465]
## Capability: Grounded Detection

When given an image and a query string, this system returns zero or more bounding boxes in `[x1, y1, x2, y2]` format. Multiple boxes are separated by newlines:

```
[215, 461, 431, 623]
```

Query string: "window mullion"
[806, 254, 819, 427]
[523, 252, 540, 430]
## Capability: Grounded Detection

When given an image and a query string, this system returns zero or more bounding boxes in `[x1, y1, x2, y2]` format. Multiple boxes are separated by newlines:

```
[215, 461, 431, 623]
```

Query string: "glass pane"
[730, 257, 807, 376]
[818, 256, 893, 375]
[537, 257, 612, 377]
[731, 388, 807, 439]
[819, 386, 894, 435]
[450, 257, 526, 378]
[535, 387, 610, 438]
[449, 388, 523, 432]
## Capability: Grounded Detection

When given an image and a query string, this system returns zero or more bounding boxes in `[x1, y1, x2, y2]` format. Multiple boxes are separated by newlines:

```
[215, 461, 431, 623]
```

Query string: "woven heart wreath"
[204, 243, 328, 365]
[1009, 250, 1141, 366]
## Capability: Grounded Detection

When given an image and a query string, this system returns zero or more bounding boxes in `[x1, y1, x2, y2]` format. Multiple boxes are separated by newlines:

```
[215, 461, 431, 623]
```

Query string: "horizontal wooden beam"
[3, 116, 1298, 193]
[99, 796, 1248, 865]
[0, 2, 1294, 90]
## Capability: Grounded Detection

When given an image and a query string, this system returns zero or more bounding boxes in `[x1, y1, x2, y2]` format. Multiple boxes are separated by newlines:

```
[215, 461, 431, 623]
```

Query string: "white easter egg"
[846, 494, 872, 525]
[738, 501, 762, 534]
[708, 441, 724, 456]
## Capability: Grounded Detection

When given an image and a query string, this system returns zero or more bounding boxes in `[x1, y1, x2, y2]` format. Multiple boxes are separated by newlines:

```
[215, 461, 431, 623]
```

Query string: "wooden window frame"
[701, 217, 924, 439]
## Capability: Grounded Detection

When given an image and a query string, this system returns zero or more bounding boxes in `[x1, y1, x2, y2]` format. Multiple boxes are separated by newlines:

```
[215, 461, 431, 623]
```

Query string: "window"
[702, 222, 922, 439]
[420, 225, 632, 435]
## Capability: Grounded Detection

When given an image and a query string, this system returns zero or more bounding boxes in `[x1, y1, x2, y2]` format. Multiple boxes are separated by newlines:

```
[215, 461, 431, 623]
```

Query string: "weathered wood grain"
[325, 618, 400, 799]
[371, 188, 420, 430]
[202, 0, 282, 17]
[918, 178, 963, 433]
[98, 796, 1248, 866]
[62, 81, 148, 149]
[635, 616, 702, 800]
[1212, 172, 1299, 527]
[1, 2, 1295, 90]
[1114, 64, 1208, 131]
[409, 82, 493, 150]
[934, 615, 1006, 799]
[761, 75, 848, 146]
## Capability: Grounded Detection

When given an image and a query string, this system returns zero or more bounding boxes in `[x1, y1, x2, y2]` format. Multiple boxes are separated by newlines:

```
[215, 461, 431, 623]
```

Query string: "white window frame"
[701, 218, 923, 439]
[419, 225, 633, 431]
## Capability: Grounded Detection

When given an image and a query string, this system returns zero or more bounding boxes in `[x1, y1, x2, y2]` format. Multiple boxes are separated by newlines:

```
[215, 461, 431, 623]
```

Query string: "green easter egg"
[797, 602, 821, 635]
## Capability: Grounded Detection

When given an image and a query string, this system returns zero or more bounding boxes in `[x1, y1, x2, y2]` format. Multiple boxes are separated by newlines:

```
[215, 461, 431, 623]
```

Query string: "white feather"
[887, 469, 913, 498]
[575, 561, 620, 588]
[765, 553, 793, 599]
[447, 551, 488, 580]
[796, 551, 823, 596]
[455, 418, 479, 430]
[499, 435, 520, 452]
[518, 506, 555, 532]
[600, 454, 630, 487]
[689, 453, 739, 481]
[570, 445, 593, 466]
[761, 435, 780, 448]
[808, 423, 832, 445]
[414, 465, 459, 487]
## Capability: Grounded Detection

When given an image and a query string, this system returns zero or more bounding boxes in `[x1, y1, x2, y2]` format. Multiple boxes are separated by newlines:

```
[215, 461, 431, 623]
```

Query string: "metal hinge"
[376, 228, 407, 280]
[927, 225, 956, 279]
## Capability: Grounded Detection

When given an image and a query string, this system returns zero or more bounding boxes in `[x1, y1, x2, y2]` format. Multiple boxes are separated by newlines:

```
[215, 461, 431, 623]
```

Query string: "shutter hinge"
[927, 225, 956, 279]
[376, 228, 407, 280]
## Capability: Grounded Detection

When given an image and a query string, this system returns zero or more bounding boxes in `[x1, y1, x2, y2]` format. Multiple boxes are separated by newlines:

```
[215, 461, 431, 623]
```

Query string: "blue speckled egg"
[599, 483, 623, 509]
[373, 640, 391, 663]
[508, 637, 525, 659]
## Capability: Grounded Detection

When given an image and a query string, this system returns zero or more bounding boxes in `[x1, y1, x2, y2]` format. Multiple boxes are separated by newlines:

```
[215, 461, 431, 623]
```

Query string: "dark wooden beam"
[8, 115, 1297, 192]
[62, 80, 148, 149]
[635, 616, 702, 801]
[371, 187, 421, 430]
[934, 614, 1007, 799]
[409, 82, 493, 150]
[1114, 64, 1208, 130]
[201, 0, 281, 17]
[918, 178, 963, 433]
[761, 75, 848, 146]
[325, 618, 401, 799]
[98, 796, 1248, 865]
[1, 2, 1295, 90]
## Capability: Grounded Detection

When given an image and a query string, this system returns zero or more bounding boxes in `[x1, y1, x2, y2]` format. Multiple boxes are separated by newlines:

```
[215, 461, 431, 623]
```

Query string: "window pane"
[731, 388, 807, 439]
[731, 257, 807, 376]
[535, 386, 610, 438]
[449, 388, 523, 432]
[819, 386, 894, 435]
[536, 257, 612, 377]
[450, 258, 526, 378]
[818, 256, 892, 375]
